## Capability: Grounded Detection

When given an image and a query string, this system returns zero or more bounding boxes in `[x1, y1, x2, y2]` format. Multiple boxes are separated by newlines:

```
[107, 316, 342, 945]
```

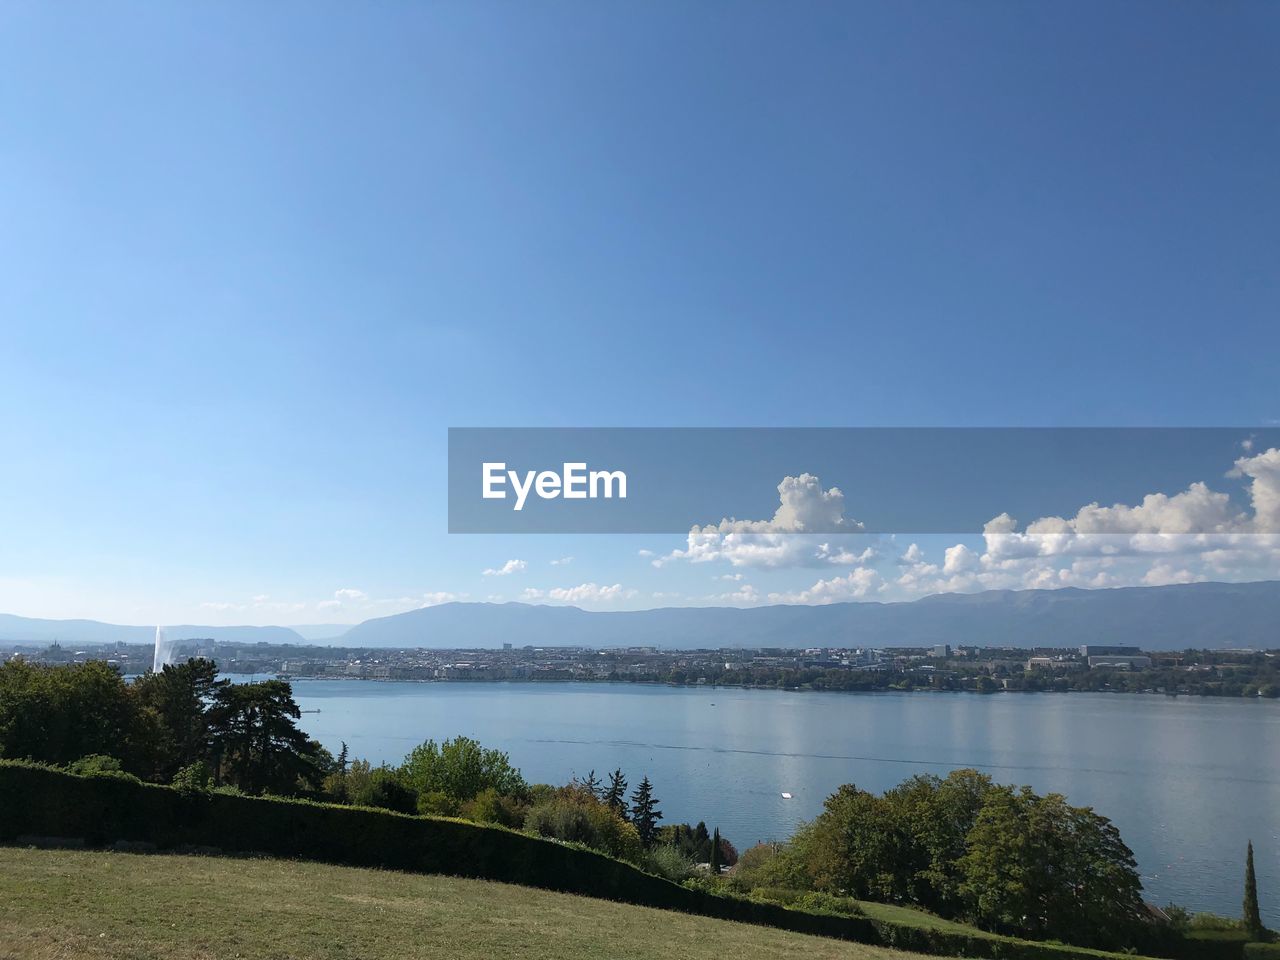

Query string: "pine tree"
[710, 826, 723, 874]
[581, 769, 602, 799]
[604, 768, 628, 816]
[630, 775, 663, 847]
[1244, 841, 1263, 939]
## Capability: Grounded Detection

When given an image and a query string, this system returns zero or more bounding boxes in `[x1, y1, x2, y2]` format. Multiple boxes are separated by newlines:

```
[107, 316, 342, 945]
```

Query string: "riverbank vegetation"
[621, 649, 1280, 699]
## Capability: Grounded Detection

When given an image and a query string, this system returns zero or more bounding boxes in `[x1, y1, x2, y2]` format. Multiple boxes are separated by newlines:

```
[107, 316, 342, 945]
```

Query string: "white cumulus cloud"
[891, 446, 1280, 597]
[522, 582, 635, 604]
[656, 473, 875, 568]
[482, 559, 527, 577]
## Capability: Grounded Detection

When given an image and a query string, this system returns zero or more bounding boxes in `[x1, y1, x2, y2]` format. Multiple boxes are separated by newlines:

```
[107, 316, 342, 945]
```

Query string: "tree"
[0, 660, 143, 770]
[630, 776, 663, 847]
[710, 827, 723, 873]
[580, 769, 602, 799]
[400, 736, 526, 802]
[958, 787, 1143, 947]
[343, 761, 417, 814]
[694, 821, 711, 860]
[885, 769, 996, 912]
[206, 680, 326, 795]
[131, 658, 226, 780]
[806, 783, 907, 901]
[603, 768, 628, 816]
[1244, 841, 1264, 939]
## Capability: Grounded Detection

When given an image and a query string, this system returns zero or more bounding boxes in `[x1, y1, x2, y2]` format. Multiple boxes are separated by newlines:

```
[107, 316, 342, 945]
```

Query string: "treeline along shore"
[15, 639, 1280, 699]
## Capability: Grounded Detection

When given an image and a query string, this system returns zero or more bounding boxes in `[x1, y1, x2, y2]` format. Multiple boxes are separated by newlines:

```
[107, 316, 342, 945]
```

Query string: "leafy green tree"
[807, 783, 907, 901]
[603, 768, 628, 816]
[0, 660, 143, 770]
[729, 838, 813, 892]
[206, 679, 326, 795]
[332, 759, 417, 813]
[1244, 841, 1264, 939]
[958, 787, 1143, 947]
[400, 736, 525, 802]
[630, 775, 663, 847]
[885, 769, 996, 912]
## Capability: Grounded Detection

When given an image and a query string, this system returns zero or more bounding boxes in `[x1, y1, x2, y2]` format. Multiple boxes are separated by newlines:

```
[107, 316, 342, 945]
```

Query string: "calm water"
[282, 680, 1280, 922]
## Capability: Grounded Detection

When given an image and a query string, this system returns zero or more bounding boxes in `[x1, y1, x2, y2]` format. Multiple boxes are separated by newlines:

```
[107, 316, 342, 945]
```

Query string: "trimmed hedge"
[0, 762, 1147, 960]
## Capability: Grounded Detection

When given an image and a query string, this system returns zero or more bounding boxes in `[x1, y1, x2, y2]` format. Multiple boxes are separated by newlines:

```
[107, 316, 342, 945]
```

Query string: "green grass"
[0, 846, 931, 960]
[852, 900, 992, 936]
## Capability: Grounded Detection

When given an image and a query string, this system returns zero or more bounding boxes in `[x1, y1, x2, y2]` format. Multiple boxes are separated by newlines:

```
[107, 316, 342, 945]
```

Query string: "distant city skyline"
[2, 2, 1277, 625]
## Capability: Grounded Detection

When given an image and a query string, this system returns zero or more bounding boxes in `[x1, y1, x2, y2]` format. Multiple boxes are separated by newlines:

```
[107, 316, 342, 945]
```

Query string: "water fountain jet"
[152, 625, 176, 672]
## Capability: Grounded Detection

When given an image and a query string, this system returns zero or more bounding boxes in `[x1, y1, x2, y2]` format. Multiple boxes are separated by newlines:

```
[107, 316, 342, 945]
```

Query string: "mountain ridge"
[2, 581, 1276, 651]
[339, 580, 1280, 650]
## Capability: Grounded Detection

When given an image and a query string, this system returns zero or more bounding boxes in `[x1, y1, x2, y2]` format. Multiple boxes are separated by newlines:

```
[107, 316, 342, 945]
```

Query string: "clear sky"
[1, 2, 1277, 626]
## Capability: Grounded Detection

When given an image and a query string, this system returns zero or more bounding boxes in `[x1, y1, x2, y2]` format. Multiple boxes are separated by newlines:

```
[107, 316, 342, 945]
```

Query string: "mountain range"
[3, 580, 1277, 651]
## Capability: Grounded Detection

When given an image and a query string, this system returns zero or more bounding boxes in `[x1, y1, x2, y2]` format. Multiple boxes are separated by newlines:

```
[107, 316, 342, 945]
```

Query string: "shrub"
[418, 790, 462, 818]
[65, 754, 140, 782]
[645, 844, 696, 882]
[794, 891, 863, 917]
[350, 765, 417, 815]
[747, 886, 863, 917]
[461, 787, 526, 828]
[524, 787, 641, 862]
[170, 761, 213, 795]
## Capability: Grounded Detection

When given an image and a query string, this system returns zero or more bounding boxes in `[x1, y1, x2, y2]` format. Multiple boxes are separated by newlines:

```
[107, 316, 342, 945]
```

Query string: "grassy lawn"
[852, 900, 991, 935]
[0, 846, 933, 960]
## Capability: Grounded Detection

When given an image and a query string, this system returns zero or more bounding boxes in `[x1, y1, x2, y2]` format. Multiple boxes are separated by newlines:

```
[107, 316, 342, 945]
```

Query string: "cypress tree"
[710, 826, 723, 874]
[694, 821, 711, 861]
[630, 775, 663, 847]
[1244, 841, 1263, 939]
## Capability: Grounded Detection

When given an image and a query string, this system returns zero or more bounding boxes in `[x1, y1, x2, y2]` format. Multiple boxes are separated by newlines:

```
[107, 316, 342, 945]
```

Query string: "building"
[1079, 645, 1142, 658]
[932, 644, 951, 658]
[1087, 655, 1152, 670]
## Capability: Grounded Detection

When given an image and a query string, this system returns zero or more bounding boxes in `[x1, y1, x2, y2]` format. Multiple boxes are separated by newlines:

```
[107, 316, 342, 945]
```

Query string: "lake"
[282, 679, 1280, 922]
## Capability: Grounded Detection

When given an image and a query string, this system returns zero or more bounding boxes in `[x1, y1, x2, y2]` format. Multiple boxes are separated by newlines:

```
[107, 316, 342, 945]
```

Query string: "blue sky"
[1, 2, 1277, 626]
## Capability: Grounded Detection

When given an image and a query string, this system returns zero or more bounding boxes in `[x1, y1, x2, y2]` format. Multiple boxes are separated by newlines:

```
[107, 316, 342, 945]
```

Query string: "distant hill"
[287, 623, 354, 642]
[3, 581, 1277, 651]
[0, 614, 304, 647]
[337, 581, 1280, 651]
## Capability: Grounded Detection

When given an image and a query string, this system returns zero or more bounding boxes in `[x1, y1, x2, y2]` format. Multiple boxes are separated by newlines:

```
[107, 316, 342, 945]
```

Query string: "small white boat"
[781, 792, 793, 799]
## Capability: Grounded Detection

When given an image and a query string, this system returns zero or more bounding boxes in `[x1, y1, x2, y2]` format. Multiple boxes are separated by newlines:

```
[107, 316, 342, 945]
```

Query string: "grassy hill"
[0, 847, 929, 960]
